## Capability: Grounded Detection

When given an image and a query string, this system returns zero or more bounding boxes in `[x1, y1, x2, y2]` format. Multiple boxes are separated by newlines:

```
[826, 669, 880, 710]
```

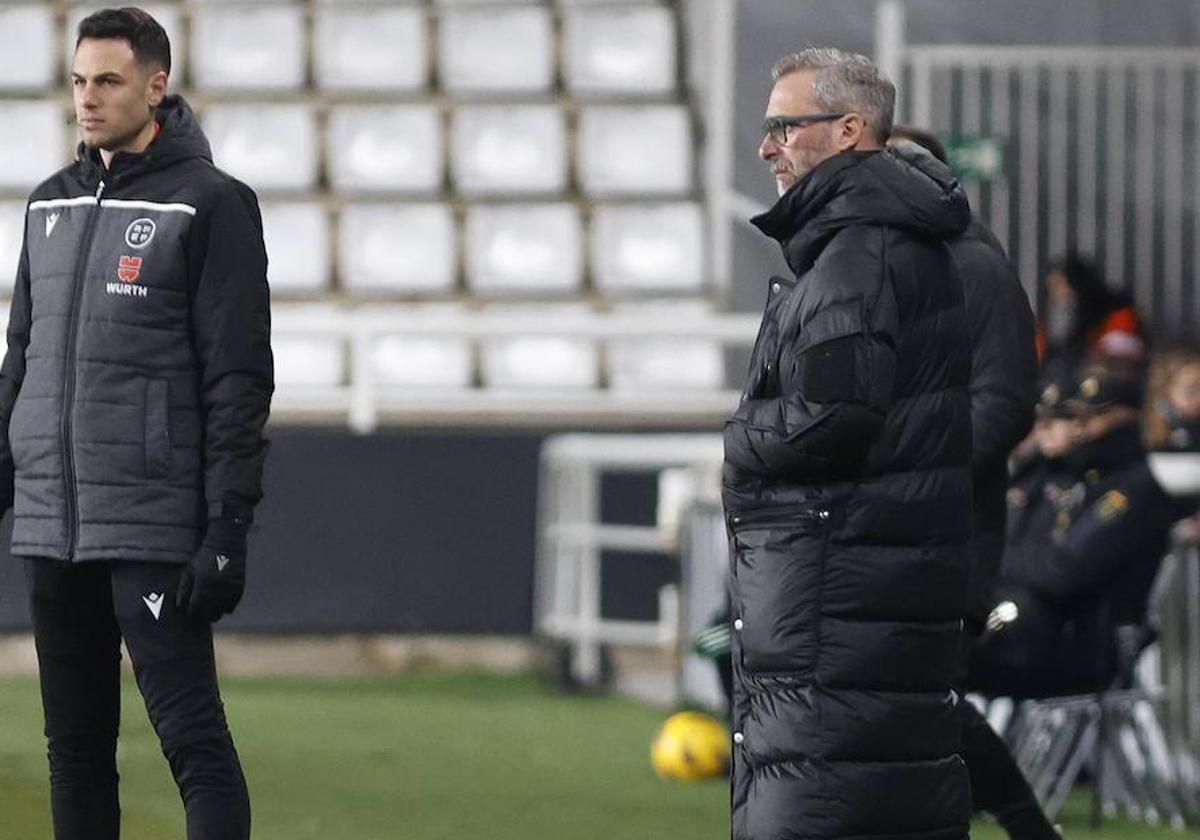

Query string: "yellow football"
[650, 711, 730, 781]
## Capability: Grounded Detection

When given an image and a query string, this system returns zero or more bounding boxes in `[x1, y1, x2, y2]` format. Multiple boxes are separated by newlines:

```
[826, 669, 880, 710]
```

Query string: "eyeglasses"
[761, 113, 847, 144]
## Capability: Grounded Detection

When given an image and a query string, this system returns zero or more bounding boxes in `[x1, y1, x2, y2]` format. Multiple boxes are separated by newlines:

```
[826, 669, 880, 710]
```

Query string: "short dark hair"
[77, 7, 171, 75]
[890, 125, 948, 164]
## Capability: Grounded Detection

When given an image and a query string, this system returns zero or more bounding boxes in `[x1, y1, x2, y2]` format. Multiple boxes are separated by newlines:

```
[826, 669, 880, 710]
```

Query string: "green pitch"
[0, 671, 1186, 839]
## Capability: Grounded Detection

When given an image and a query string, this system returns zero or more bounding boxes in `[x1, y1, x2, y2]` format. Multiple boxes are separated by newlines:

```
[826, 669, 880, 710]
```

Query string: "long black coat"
[723, 149, 973, 840]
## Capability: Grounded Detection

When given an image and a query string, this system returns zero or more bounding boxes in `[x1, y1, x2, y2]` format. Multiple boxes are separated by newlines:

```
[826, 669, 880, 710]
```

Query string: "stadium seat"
[607, 301, 724, 391]
[272, 305, 346, 389]
[0, 201, 26, 291]
[190, 4, 305, 91]
[451, 105, 567, 196]
[371, 304, 473, 389]
[562, 5, 676, 96]
[480, 304, 599, 389]
[313, 4, 428, 92]
[0, 4, 56, 91]
[260, 201, 331, 294]
[590, 203, 705, 294]
[577, 106, 693, 196]
[0, 101, 67, 190]
[66, 4, 185, 89]
[203, 104, 318, 192]
[327, 105, 443, 195]
[463, 204, 582, 295]
[338, 203, 456, 294]
[439, 5, 554, 93]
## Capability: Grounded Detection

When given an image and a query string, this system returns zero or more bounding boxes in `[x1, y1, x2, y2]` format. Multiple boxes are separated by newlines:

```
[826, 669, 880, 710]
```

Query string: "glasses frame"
[762, 112, 847, 144]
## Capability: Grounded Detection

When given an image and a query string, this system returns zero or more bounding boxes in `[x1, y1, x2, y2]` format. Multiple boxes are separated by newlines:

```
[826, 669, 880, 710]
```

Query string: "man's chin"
[775, 177, 795, 197]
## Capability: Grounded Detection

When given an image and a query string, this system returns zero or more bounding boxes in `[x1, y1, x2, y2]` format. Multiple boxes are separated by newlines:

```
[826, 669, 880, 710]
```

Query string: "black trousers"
[25, 558, 250, 840]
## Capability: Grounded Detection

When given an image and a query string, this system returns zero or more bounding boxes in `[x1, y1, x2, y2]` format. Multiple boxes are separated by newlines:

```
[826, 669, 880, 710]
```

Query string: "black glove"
[177, 517, 249, 622]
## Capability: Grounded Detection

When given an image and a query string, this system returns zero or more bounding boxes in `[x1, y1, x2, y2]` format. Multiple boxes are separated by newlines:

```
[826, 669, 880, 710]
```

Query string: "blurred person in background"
[1144, 345, 1200, 452]
[724, 48, 973, 840]
[970, 359, 1174, 700]
[1037, 253, 1144, 383]
[888, 126, 1056, 840]
[0, 8, 272, 839]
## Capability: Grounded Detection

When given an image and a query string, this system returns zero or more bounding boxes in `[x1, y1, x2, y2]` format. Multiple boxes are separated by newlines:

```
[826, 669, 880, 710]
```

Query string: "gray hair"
[771, 48, 896, 141]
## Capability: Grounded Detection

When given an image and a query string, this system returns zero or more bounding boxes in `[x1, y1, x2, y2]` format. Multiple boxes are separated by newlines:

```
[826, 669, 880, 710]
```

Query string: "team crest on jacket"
[125, 217, 156, 248]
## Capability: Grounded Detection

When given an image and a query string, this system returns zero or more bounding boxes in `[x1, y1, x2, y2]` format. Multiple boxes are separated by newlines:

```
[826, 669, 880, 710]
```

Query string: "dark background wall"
[0, 426, 672, 635]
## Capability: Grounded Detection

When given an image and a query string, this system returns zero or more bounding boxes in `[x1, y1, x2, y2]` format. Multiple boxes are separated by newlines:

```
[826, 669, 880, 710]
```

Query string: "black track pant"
[26, 558, 250, 840]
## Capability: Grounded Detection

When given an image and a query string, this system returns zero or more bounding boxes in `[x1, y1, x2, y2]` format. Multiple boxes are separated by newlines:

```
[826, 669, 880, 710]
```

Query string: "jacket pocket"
[144, 379, 170, 478]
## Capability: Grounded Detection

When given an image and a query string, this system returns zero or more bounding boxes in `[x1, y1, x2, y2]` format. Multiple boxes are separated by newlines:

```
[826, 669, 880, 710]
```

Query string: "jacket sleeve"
[957, 228, 1038, 470]
[0, 215, 32, 510]
[723, 247, 898, 479]
[189, 181, 274, 522]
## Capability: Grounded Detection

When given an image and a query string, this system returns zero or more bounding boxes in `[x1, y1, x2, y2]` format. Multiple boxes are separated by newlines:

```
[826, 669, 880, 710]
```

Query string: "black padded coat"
[723, 148, 974, 840]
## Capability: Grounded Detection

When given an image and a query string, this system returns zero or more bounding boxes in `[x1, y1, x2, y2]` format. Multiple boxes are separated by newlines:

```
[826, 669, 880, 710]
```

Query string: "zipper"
[61, 178, 105, 560]
[724, 501, 830, 528]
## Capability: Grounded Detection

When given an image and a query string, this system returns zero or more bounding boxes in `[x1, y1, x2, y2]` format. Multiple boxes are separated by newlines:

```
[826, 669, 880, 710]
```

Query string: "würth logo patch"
[107, 255, 148, 298]
[117, 255, 142, 282]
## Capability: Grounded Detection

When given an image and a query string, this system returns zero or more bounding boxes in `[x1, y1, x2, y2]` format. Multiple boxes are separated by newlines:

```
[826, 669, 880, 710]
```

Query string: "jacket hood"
[751, 148, 971, 275]
[79, 95, 213, 180]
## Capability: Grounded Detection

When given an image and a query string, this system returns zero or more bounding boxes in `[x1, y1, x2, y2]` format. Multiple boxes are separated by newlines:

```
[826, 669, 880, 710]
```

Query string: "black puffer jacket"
[949, 217, 1038, 634]
[723, 149, 973, 840]
[0, 96, 272, 563]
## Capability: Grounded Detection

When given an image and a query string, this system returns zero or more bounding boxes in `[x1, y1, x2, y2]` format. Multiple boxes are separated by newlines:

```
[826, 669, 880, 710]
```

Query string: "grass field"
[0, 671, 1189, 839]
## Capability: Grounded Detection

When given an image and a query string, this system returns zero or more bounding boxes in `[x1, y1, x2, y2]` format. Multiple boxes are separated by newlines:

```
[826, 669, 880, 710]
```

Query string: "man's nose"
[759, 135, 777, 161]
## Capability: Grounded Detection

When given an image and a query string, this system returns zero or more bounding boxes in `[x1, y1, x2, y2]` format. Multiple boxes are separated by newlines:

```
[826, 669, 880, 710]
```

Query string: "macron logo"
[142, 592, 164, 620]
[216, 554, 231, 572]
[45, 212, 60, 238]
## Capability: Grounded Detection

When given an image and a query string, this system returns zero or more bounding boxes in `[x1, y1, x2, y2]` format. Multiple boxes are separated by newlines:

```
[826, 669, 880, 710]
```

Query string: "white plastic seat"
[439, 6, 553, 93]
[577, 106, 692, 196]
[607, 301, 724, 391]
[338, 203, 456, 294]
[0, 101, 67, 190]
[327, 105, 443, 195]
[480, 304, 598, 389]
[313, 4, 428, 92]
[271, 305, 346, 389]
[450, 105, 566, 196]
[371, 304, 472, 388]
[464, 204, 582, 295]
[65, 5, 185, 88]
[259, 202, 331, 294]
[0, 202, 27, 291]
[190, 4, 304, 91]
[203, 104, 318, 192]
[590, 203, 704, 294]
[563, 5, 676, 96]
[0, 5, 56, 91]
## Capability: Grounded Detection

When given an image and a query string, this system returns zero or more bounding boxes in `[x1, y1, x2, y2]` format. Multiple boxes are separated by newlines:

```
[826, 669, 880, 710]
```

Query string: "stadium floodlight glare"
[0, 201, 26, 291]
[480, 305, 599, 389]
[191, 4, 305, 91]
[591, 203, 704, 294]
[464, 204, 582, 295]
[65, 5, 185, 89]
[338, 203, 456, 294]
[313, 5, 428, 92]
[203, 104, 318, 192]
[563, 5, 676, 96]
[259, 202, 331, 294]
[577, 106, 692, 196]
[327, 106, 443, 195]
[372, 306, 473, 388]
[439, 6, 553, 93]
[0, 5, 56, 91]
[451, 105, 566, 196]
[607, 302, 724, 392]
[0, 101, 66, 191]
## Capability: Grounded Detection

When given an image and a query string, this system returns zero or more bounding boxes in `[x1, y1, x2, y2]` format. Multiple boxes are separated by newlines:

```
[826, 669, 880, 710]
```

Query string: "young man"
[724, 49, 974, 839]
[0, 8, 273, 839]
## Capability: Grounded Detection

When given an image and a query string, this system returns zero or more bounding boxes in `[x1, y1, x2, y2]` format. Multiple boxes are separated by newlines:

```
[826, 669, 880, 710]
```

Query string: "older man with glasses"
[723, 48, 975, 840]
